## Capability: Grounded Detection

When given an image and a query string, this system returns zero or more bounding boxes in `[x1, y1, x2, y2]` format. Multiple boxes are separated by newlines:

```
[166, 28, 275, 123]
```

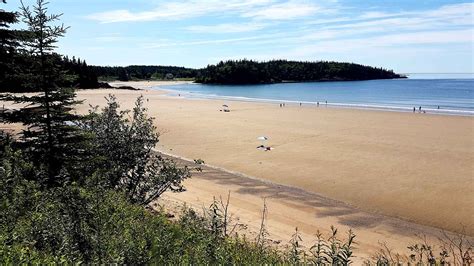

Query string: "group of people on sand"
[279, 101, 328, 108]
[414, 106, 424, 113]
[256, 144, 272, 151]
[414, 106, 441, 113]
[316, 100, 328, 107]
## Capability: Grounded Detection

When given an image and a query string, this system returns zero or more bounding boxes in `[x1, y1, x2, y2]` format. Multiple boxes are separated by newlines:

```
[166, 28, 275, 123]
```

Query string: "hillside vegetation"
[195, 59, 405, 84]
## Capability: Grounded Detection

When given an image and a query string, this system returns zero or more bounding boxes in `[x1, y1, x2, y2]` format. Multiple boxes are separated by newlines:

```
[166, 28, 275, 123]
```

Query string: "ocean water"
[159, 74, 474, 116]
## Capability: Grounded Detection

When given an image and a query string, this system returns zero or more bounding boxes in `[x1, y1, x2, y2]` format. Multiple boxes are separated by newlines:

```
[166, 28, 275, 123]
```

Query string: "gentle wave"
[156, 87, 474, 116]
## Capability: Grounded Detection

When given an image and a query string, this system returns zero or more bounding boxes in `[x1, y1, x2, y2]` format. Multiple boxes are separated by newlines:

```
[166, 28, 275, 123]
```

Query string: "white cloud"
[87, 0, 275, 23]
[242, 0, 323, 20]
[141, 35, 277, 49]
[298, 2, 474, 42]
[288, 29, 474, 58]
[186, 22, 268, 33]
[141, 1, 473, 51]
[86, 0, 334, 23]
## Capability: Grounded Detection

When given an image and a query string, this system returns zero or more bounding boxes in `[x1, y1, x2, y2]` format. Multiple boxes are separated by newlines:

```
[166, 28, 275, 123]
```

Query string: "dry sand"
[3, 81, 473, 260]
[156, 153, 470, 263]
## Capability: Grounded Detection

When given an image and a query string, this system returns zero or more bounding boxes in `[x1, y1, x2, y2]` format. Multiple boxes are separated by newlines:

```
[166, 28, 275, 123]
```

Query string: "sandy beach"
[77, 81, 474, 231]
[3, 81, 473, 260]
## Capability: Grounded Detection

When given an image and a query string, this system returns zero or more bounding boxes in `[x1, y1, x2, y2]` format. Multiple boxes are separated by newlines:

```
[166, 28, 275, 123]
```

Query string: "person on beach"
[438, 106, 440, 109]
[300, 102, 302, 106]
[419, 106, 422, 113]
[325, 100, 327, 106]
[317, 102, 319, 107]
[279, 103, 282, 108]
[413, 107, 416, 113]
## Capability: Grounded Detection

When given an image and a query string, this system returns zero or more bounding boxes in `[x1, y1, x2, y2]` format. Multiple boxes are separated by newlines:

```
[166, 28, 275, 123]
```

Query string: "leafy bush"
[81, 95, 191, 205]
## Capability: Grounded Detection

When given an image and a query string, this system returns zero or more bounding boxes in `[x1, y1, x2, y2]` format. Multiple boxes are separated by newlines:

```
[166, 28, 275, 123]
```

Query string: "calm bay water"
[160, 75, 474, 115]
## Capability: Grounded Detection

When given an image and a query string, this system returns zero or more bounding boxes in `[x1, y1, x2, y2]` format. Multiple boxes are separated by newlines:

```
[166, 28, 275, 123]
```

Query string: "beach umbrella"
[257, 136, 268, 141]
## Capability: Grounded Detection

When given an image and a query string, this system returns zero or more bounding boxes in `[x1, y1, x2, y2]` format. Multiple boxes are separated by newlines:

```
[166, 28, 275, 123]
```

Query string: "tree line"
[0, 2, 100, 93]
[195, 59, 405, 84]
[91, 59, 404, 84]
[90, 65, 198, 81]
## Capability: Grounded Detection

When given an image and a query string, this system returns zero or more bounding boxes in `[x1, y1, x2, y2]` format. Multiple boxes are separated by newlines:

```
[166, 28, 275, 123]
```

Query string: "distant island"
[194, 59, 405, 84]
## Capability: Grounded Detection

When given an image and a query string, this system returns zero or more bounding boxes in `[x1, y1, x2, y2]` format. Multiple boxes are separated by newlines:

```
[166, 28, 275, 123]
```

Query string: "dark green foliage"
[0, 1, 30, 92]
[91, 59, 403, 84]
[197, 59, 273, 84]
[0, 1, 98, 92]
[287, 226, 357, 265]
[60, 55, 99, 88]
[0, 0, 85, 187]
[289, 227, 303, 264]
[0, 52, 100, 92]
[366, 234, 473, 265]
[91, 64, 198, 81]
[81, 95, 191, 205]
[195, 59, 405, 84]
[0, 139, 284, 264]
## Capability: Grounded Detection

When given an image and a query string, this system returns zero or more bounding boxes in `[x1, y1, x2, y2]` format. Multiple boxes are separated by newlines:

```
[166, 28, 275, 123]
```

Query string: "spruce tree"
[0, 0, 84, 187]
[0, 0, 18, 64]
[0, 0, 24, 92]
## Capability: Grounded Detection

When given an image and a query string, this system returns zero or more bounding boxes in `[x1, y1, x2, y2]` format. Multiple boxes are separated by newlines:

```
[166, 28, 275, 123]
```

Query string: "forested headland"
[89, 59, 405, 85]
[194, 59, 405, 84]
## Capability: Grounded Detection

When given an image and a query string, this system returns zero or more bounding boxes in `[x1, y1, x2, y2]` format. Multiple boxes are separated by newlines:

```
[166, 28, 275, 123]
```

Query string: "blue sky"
[5, 0, 473, 73]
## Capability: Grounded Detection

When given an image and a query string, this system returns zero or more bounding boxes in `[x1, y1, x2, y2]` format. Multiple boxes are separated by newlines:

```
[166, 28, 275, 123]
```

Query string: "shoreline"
[152, 83, 474, 117]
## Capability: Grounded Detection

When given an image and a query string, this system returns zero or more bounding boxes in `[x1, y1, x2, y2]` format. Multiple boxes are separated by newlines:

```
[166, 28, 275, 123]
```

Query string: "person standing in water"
[413, 107, 416, 113]
[419, 106, 422, 112]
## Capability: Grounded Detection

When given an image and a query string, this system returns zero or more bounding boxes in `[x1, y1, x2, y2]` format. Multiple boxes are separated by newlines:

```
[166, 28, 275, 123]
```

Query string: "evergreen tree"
[0, 0, 84, 186]
[195, 59, 404, 84]
[117, 67, 130, 81]
[0, 0, 18, 61]
[0, 0, 27, 92]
